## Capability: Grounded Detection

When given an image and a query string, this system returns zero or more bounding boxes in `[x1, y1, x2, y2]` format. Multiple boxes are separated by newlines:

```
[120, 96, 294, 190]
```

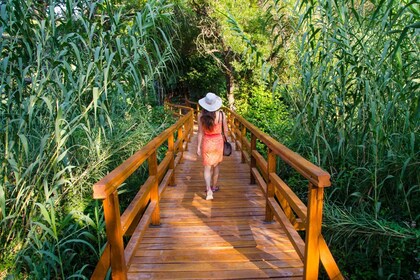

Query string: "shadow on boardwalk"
[127, 127, 304, 279]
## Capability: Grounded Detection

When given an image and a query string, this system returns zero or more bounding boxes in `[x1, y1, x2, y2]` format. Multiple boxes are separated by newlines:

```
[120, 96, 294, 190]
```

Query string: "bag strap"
[220, 111, 227, 141]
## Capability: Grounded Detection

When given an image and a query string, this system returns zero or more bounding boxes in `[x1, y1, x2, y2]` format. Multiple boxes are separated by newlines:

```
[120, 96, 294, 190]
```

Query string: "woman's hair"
[200, 109, 216, 131]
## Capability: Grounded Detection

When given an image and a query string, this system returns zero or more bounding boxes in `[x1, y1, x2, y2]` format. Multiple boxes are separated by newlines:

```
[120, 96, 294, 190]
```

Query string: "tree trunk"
[224, 51, 235, 110]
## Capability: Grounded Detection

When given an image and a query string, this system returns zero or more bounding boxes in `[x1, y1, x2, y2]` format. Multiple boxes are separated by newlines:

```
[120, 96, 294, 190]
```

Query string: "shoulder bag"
[220, 111, 232, 156]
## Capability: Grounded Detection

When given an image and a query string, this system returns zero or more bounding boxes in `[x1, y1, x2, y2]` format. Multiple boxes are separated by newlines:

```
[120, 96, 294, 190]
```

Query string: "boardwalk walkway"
[127, 128, 304, 279]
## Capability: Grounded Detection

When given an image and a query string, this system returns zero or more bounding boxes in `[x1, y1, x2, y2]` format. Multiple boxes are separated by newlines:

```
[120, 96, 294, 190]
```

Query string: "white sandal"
[206, 190, 213, 200]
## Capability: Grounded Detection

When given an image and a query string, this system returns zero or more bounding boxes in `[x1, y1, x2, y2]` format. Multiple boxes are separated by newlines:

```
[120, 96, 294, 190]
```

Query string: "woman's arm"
[197, 112, 203, 156]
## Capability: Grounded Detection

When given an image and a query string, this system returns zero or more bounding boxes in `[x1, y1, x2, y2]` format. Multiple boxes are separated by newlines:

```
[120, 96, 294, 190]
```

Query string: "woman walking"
[197, 92, 229, 200]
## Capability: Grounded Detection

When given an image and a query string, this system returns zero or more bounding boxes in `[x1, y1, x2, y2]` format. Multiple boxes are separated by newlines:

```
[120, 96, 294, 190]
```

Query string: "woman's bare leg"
[212, 164, 220, 190]
[204, 165, 212, 192]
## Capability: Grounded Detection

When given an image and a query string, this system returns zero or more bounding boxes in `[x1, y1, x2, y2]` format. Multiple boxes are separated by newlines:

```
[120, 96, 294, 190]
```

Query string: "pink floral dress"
[201, 121, 223, 166]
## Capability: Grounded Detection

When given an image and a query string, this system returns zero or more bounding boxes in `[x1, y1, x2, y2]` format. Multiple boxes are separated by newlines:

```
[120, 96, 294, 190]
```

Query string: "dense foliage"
[1, 0, 418, 279]
[291, 1, 419, 278]
[1, 0, 179, 277]
[228, 0, 419, 278]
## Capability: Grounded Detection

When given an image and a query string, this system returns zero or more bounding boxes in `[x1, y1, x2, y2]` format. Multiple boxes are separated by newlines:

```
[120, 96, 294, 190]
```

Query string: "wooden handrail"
[184, 97, 199, 111]
[91, 104, 194, 279]
[226, 108, 343, 280]
[229, 112, 331, 188]
[91, 101, 342, 279]
[184, 98, 200, 122]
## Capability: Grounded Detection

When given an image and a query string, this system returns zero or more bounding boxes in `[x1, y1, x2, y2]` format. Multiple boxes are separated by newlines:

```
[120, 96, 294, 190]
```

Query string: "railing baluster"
[168, 133, 175, 186]
[103, 192, 127, 279]
[178, 126, 184, 154]
[304, 182, 324, 279]
[265, 148, 276, 222]
[241, 124, 246, 163]
[250, 134, 257, 184]
[148, 151, 160, 226]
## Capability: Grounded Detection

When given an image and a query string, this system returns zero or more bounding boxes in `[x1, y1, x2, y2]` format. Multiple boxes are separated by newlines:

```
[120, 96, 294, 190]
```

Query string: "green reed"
[0, 0, 179, 277]
[228, 0, 419, 278]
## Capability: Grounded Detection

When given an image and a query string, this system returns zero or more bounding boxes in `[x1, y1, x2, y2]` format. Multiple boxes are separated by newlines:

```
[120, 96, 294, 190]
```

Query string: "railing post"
[226, 110, 232, 138]
[168, 133, 175, 186]
[178, 126, 184, 155]
[265, 148, 276, 222]
[241, 124, 246, 163]
[250, 134, 256, 184]
[234, 119, 239, 151]
[103, 192, 127, 279]
[304, 182, 324, 279]
[190, 113, 194, 135]
[195, 105, 199, 123]
[183, 124, 189, 151]
[148, 151, 160, 226]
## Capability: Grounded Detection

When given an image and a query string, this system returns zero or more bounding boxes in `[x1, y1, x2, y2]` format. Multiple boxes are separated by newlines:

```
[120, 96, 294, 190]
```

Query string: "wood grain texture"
[127, 127, 303, 279]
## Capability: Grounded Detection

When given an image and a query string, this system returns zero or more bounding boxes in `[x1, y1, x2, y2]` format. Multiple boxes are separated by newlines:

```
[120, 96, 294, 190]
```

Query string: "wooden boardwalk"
[127, 129, 304, 279]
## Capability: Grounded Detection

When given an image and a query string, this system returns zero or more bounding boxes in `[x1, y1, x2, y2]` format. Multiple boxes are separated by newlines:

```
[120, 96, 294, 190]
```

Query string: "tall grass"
[1, 0, 179, 277]
[291, 0, 419, 219]
[283, 0, 419, 278]
[228, 0, 419, 278]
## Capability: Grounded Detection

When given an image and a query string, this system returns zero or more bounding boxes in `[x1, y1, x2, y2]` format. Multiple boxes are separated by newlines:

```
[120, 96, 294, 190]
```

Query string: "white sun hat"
[198, 92, 223, 112]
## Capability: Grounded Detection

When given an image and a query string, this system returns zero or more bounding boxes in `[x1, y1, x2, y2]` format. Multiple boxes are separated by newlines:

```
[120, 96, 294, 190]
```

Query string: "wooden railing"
[184, 97, 199, 122]
[90, 103, 194, 279]
[183, 98, 342, 278]
[91, 100, 343, 279]
[224, 108, 344, 280]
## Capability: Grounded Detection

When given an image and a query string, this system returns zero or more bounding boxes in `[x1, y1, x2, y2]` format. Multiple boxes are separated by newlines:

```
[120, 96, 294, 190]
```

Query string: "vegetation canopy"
[0, 0, 418, 279]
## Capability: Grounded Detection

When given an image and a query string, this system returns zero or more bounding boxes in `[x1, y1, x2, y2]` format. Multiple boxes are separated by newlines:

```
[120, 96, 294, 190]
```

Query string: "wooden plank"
[158, 192, 264, 200]
[275, 188, 299, 230]
[159, 199, 265, 208]
[135, 248, 300, 261]
[319, 236, 345, 280]
[174, 152, 182, 167]
[140, 233, 291, 244]
[126, 127, 306, 279]
[158, 169, 173, 195]
[120, 176, 154, 234]
[270, 172, 307, 222]
[143, 225, 284, 236]
[129, 260, 304, 271]
[137, 241, 296, 250]
[124, 201, 157, 266]
[253, 150, 268, 182]
[135, 246, 296, 257]
[268, 197, 305, 260]
[252, 167, 267, 194]
[157, 152, 172, 182]
[128, 269, 303, 280]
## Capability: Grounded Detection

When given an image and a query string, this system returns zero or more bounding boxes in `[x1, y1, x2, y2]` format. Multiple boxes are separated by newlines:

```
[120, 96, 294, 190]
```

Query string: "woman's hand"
[197, 147, 201, 156]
